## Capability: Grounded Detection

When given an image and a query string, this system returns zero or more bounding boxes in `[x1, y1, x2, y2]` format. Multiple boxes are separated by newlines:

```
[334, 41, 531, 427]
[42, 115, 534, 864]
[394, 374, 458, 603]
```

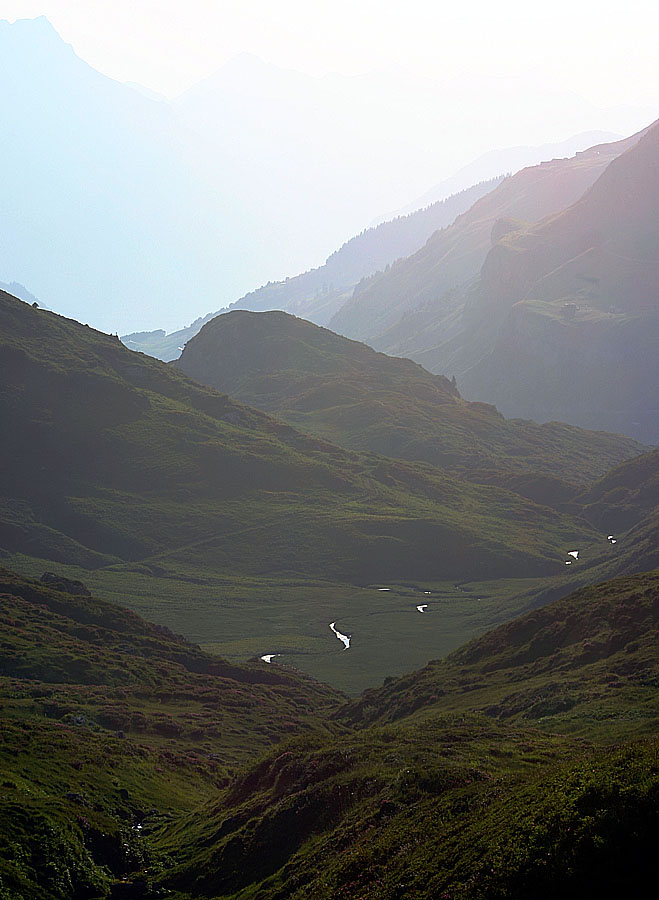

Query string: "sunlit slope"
[328, 130, 644, 349]
[175, 309, 645, 485]
[456, 119, 659, 442]
[0, 291, 596, 581]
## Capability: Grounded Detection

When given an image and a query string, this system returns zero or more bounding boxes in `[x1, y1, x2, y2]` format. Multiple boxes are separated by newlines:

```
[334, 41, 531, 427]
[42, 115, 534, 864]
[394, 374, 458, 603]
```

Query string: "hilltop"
[0, 289, 596, 584]
[122, 178, 502, 361]
[175, 309, 645, 487]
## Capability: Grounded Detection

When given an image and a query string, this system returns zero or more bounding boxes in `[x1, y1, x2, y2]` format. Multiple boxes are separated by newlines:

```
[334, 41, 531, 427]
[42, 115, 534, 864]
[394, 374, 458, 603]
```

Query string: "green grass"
[5, 553, 563, 695]
[174, 309, 646, 486]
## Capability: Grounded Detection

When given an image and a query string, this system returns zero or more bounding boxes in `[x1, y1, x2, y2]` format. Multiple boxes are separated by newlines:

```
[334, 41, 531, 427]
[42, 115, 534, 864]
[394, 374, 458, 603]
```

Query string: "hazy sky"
[1, 0, 658, 106]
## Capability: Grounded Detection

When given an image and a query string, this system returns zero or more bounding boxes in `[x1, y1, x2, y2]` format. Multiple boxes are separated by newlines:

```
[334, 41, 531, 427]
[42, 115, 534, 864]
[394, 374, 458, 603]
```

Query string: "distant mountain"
[175, 309, 646, 487]
[123, 177, 503, 361]
[0, 16, 284, 334]
[452, 118, 659, 443]
[373, 130, 621, 222]
[328, 129, 646, 347]
[5, 16, 653, 337]
[0, 280, 39, 306]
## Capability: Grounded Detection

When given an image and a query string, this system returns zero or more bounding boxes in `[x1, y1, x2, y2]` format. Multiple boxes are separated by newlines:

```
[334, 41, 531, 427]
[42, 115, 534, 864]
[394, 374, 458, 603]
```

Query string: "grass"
[5, 553, 562, 695]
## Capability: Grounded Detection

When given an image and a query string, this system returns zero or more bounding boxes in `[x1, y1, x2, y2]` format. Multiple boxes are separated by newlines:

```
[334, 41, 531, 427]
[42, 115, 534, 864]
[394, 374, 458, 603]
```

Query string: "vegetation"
[2, 567, 656, 898]
[174, 309, 645, 485]
[0, 568, 343, 898]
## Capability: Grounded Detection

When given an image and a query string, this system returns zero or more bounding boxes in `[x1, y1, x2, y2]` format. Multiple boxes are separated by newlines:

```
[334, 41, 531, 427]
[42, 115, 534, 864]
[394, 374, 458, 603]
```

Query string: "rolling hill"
[174, 309, 646, 487]
[0, 289, 599, 587]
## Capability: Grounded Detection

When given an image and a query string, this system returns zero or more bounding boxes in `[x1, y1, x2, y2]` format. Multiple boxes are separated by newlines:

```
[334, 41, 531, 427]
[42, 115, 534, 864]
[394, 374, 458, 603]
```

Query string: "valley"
[0, 14, 657, 897]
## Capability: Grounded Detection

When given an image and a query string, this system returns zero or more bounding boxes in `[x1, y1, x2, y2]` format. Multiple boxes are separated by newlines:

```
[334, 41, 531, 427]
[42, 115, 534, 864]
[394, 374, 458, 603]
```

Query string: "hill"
[157, 570, 659, 899]
[122, 178, 503, 362]
[175, 309, 646, 487]
[0, 567, 342, 898]
[3, 564, 657, 899]
[0, 289, 597, 584]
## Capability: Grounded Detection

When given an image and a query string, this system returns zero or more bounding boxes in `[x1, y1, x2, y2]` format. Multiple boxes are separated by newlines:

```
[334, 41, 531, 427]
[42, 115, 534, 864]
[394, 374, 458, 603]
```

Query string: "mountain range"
[1, 23, 658, 897]
[122, 177, 504, 361]
[2, 16, 652, 337]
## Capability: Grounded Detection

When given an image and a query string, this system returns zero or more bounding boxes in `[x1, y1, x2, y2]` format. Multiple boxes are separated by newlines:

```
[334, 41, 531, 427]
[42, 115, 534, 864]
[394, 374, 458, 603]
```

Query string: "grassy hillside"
[2, 565, 657, 899]
[0, 289, 601, 587]
[174, 309, 645, 485]
[157, 570, 659, 899]
[0, 568, 343, 899]
[344, 571, 659, 737]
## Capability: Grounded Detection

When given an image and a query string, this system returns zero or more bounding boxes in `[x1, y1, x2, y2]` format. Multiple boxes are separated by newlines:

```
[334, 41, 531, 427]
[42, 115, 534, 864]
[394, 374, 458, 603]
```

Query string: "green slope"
[0, 289, 598, 587]
[174, 309, 645, 486]
[0, 567, 343, 898]
[2, 563, 656, 898]
[344, 571, 659, 738]
[160, 571, 659, 899]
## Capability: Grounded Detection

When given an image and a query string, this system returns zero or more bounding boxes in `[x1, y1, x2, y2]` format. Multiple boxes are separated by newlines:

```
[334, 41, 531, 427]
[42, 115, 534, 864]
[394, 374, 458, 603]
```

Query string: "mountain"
[450, 119, 659, 442]
[0, 289, 600, 585]
[0, 567, 342, 898]
[0, 16, 283, 334]
[121, 177, 503, 362]
[174, 309, 646, 487]
[328, 129, 645, 347]
[373, 130, 621, 221]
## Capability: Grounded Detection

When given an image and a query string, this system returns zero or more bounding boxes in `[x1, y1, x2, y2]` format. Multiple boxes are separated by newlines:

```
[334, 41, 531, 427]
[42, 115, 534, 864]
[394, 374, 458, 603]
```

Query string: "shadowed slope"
[455, 119, 659, 442]
[175, 309, 645, 486]
[0, 567, 343, 898]
[0, 290, 596, 583]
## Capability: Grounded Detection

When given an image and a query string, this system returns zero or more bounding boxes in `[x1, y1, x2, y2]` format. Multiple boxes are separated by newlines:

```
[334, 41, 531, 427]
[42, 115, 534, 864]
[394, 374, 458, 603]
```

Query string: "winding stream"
[329, 622, 351, 650]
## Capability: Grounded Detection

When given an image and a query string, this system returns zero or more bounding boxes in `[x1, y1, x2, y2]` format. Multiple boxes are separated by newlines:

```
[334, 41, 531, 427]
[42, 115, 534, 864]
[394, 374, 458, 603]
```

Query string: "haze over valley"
[0, 4, 657, 898]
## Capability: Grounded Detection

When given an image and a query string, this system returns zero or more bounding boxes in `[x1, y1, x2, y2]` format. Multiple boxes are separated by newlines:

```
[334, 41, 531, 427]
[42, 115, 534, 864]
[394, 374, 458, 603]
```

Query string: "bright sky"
[1, 0, 658, 105]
